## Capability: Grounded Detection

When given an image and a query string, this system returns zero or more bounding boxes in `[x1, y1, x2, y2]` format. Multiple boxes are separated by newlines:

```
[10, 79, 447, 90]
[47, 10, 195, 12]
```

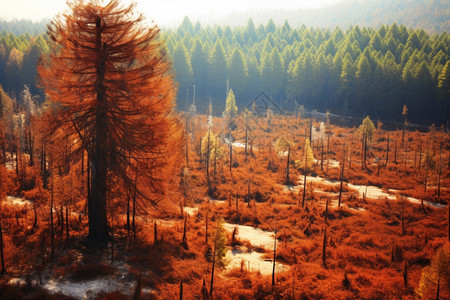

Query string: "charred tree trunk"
[88, 17, 109, 244]
[272, 228, 277, 286]
[86, 156, 90, 216]
[210, 238, 217, 298]
[126, 192, 130, 236]
[66, 204, 69, 240]
[403, 260, 408, 287]
[179, 279, 183, 300]
[42, 144, 47, 189]
[131, 173, 138, 239]
[418, 143, 422, 174]
[401, 199, 405, 235]
[205, 212, 208, 244]
[302, 171, 307, 208]
[229, 140, 232, 173]
[60, 203, 64, 239]
[50, 165, 55, 262]
[338, 147, 345, 208]
[0, 218, 6, 274]
[182, 216, 188, 249]
[321, 140, 324, 171]
[286, 146, 290, 185]
[214, 135, 217, 179]
[322, 226, 327, 268]
[394, 140, 397, 164]
[185, 116, 189, 166]
[154, 221, 158, 245]
[385, 132, 389, 166]
[247, 180, 251, 207]
[206, 128, 210, 188]
[245, 121, 248, 162]
[33, 203, 38, 230]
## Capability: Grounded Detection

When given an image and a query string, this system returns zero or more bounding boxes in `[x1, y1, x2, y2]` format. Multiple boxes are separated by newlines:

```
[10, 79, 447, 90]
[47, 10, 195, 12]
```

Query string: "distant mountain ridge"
[213, 0, 449, 33]
[1, 0, 448, 34]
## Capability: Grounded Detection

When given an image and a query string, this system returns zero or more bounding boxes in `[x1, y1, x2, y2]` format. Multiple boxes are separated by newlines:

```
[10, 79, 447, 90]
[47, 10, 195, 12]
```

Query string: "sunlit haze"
[1, 0, 342, 27]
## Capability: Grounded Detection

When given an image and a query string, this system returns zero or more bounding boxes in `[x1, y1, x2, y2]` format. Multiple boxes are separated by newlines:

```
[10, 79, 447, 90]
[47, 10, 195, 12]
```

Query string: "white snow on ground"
[183, 205, 288, 276]
[233, 142, 246, 148]
[303, 176, 445, 208]
[7, 261, 140, 299]
[222, 224, 275, 249]
[183, 206, 198, 216]
[222, 223, 287, 275]
[313, 159, 340, 168]
[4, 195, 31, 206]
[43, 277, 133, 300]
[225, 249, 286, 275]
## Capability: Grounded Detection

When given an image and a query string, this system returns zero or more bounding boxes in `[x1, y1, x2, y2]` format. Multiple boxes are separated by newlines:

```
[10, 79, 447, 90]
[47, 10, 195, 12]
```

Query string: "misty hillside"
[1, 0, 449, 34]
[215, 0, 450, 33]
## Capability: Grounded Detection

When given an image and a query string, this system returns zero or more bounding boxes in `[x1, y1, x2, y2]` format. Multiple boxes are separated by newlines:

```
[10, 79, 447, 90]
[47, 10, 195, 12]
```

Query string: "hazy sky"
[1, 0, 342, 26]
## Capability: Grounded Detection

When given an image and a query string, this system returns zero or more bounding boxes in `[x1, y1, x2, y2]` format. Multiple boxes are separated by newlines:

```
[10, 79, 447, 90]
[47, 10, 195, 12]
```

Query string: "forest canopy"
[0, 18, 449, 125]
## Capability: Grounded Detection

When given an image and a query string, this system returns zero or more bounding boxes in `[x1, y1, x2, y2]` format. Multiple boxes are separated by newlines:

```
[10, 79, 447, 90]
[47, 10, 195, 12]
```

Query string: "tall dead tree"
[38, 0, 182, 244]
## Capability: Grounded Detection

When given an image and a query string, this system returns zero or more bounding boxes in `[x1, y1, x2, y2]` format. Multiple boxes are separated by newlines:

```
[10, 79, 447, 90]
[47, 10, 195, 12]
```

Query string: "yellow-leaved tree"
[416, 243, 450, 299]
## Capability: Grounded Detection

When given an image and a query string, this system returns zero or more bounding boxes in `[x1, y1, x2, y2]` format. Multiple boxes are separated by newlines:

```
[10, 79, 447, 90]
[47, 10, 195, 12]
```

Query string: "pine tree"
[38, 0, 182, 243]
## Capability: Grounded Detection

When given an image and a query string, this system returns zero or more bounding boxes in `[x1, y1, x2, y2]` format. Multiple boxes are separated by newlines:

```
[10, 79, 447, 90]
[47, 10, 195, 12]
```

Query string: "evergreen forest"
[1, 18, 450, 125]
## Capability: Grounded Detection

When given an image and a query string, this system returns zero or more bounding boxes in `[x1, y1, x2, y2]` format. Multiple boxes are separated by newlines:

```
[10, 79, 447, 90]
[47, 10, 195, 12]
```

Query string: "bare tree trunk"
[132, 173, 138, 239]
[185, 116, 189, 166]
[214, 136, 217, 179]
[33, 203, 38, 230]
[403, 260, 408, 287]
[182, 216, 188, 249]
[0, 218, 6, 274]
[50, 163, 55, 262]
[401, 198, 405, 235]
[206, 128, 210, 188]
[302, 172, 307, 208]
[229, 141, 232, 173]
[394, 140, 397, 164]
[179, 279, 183, 300]
[418, 143, 422, 174]
[286, 146, 290, 184]
[338, 146, 345, 208]
[322, 226, 327, 268]
[247, 180, 251, 207]
[60, 203, 64, 240]
[66, 204, 69, 240]
[210, 238, 216, 298]
[205, 212, 208, 244]
[272, 227, 277, 286]
[88, 18, 109, 243]
[320, 140, 324, 171]
[126, 192, 130, 236]
[404, 141, 408, 173]
[153, 221, 158, 245]
[386, 132, 389, 166]
[245, 121, 248, 162]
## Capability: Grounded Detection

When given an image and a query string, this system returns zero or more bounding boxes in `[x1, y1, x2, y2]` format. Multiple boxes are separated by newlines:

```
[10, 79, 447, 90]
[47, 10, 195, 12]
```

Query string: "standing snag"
[38, 0, 182, 243]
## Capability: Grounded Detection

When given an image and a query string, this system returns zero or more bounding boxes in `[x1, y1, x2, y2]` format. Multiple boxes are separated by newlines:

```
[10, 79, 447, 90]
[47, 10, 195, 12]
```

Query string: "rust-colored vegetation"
[0, 1, 449, 300]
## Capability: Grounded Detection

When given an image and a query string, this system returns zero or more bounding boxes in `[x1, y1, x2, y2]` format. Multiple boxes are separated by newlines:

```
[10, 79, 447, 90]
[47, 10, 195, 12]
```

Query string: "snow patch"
[225, 249, 286, 275]
[4, 196, 32, 206]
